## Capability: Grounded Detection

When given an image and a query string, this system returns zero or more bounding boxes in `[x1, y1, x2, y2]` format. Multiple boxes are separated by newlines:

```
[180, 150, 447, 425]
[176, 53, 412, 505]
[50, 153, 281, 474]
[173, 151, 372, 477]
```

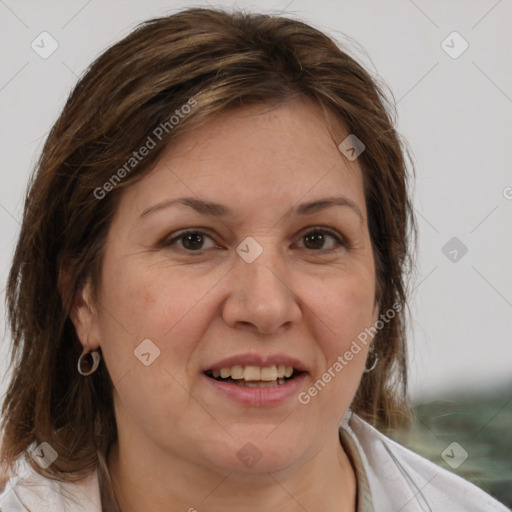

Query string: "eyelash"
[162, 227, 347, 254]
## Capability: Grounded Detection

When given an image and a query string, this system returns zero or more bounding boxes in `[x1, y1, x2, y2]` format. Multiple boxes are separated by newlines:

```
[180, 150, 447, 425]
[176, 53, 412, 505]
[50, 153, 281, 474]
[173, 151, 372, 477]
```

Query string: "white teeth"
[210, 364, 295, 381]
[230, 365, 244, 379]
[260, 365, 278, 381]
[244, 365, 261, 381]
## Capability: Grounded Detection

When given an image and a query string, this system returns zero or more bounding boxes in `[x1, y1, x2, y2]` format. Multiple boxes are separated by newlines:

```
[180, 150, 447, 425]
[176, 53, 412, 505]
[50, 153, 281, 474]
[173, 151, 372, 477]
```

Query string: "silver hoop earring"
[77, 349, 101, 376]
[364, 346, 379, 374]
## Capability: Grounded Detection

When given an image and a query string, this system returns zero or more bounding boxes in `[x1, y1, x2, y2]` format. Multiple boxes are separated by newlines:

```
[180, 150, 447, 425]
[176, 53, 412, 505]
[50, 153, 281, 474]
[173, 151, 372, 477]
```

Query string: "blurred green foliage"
[387, 385, 512, 508]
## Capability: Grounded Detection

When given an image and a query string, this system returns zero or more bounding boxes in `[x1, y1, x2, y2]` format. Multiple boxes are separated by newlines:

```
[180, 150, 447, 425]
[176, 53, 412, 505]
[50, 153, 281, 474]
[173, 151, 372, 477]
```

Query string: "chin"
[206, 430, 306, 475]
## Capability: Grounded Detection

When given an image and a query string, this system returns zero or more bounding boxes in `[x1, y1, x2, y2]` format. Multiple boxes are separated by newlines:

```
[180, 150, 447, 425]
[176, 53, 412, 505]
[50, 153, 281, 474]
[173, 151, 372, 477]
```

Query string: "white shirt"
[0, 411, 509, 511]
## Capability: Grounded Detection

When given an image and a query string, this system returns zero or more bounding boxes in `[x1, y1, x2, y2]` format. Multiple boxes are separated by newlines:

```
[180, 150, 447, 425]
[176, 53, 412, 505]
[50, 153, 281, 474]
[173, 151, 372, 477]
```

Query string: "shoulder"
[342, 413, 510, 512]
[0, 458, 101, 512]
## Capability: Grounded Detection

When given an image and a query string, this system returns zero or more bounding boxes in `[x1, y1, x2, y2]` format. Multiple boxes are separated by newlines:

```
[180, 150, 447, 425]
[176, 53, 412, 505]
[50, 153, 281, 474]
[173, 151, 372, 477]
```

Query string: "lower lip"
[203, 373, 307, 406]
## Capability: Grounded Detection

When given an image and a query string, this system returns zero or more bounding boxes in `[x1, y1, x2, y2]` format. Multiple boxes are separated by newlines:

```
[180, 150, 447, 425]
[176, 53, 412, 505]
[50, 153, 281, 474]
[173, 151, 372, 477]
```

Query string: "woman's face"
[76, 97, 379, 475]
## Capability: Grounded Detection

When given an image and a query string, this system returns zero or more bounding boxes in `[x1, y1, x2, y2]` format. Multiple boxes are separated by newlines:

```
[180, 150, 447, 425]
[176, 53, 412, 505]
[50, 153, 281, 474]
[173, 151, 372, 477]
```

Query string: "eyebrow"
[140, 196, 363, 222]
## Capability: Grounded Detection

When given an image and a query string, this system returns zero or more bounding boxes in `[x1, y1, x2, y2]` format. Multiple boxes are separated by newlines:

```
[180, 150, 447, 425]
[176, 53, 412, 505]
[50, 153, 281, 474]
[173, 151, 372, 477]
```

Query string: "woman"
[0, 7, 508, 512]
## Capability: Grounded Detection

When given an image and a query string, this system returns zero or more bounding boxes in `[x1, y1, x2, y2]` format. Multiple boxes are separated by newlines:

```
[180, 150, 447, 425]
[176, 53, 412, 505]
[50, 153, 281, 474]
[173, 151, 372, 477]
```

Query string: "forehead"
[116, 97, 367, 222]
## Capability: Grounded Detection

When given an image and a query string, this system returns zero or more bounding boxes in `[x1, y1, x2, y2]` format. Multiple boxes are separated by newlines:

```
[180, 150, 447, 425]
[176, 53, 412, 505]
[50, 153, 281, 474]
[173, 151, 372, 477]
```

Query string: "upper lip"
[203, 353, 309, 373]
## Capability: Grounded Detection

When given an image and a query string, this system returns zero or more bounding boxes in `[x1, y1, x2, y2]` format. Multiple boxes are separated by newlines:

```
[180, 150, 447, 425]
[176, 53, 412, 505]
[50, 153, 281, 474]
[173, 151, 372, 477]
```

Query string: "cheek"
[96, 257, 220, 373]
[303, 276, 374, 414]
[309, 269, 376, 350]
[99, 256, 191, 335]
[96, 262, 205, 415]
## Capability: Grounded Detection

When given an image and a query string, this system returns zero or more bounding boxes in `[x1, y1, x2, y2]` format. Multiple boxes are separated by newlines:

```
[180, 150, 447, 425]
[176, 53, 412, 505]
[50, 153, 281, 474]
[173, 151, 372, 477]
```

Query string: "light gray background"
[1, 0, 511, 405]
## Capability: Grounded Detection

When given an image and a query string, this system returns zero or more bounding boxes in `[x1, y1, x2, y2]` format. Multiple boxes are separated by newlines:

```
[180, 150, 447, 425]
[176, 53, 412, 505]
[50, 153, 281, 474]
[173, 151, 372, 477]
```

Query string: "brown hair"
[1, 6, 416, 484]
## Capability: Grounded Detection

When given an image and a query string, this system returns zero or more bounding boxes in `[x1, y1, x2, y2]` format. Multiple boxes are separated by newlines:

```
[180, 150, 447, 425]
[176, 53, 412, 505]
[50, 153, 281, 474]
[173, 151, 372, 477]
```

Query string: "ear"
[61, 267, 101, 351]
[71, 276, 101, 350]
[370, 300, 380, 344]
[371, 300, 380, 325]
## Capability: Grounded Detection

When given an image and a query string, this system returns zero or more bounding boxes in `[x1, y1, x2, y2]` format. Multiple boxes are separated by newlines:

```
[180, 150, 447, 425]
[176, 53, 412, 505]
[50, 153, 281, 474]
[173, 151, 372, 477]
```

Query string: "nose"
[221, 243, 302, 335]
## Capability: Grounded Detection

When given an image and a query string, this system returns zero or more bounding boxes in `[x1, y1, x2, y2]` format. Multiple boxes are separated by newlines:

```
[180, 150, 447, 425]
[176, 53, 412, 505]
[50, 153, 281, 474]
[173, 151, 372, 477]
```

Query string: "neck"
[107, 429, 357, 512]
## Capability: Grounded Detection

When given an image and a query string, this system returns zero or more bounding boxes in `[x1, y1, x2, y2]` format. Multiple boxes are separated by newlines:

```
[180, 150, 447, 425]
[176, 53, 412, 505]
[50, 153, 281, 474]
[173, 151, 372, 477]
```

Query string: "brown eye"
[298, 229, 345, 252]
[162, 227, 345, 254]
[164, 231, 217, 252]
[181, 232, 206, 250]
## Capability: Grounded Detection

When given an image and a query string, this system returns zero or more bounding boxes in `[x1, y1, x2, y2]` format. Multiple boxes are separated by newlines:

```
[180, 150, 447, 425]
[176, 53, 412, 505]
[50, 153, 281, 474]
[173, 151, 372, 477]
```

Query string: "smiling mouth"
[204, 365, 304, 387]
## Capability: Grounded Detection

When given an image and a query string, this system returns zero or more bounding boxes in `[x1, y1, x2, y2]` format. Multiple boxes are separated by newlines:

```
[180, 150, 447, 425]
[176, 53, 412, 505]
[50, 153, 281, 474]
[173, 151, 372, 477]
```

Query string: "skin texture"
[71, 96, 379, 512]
